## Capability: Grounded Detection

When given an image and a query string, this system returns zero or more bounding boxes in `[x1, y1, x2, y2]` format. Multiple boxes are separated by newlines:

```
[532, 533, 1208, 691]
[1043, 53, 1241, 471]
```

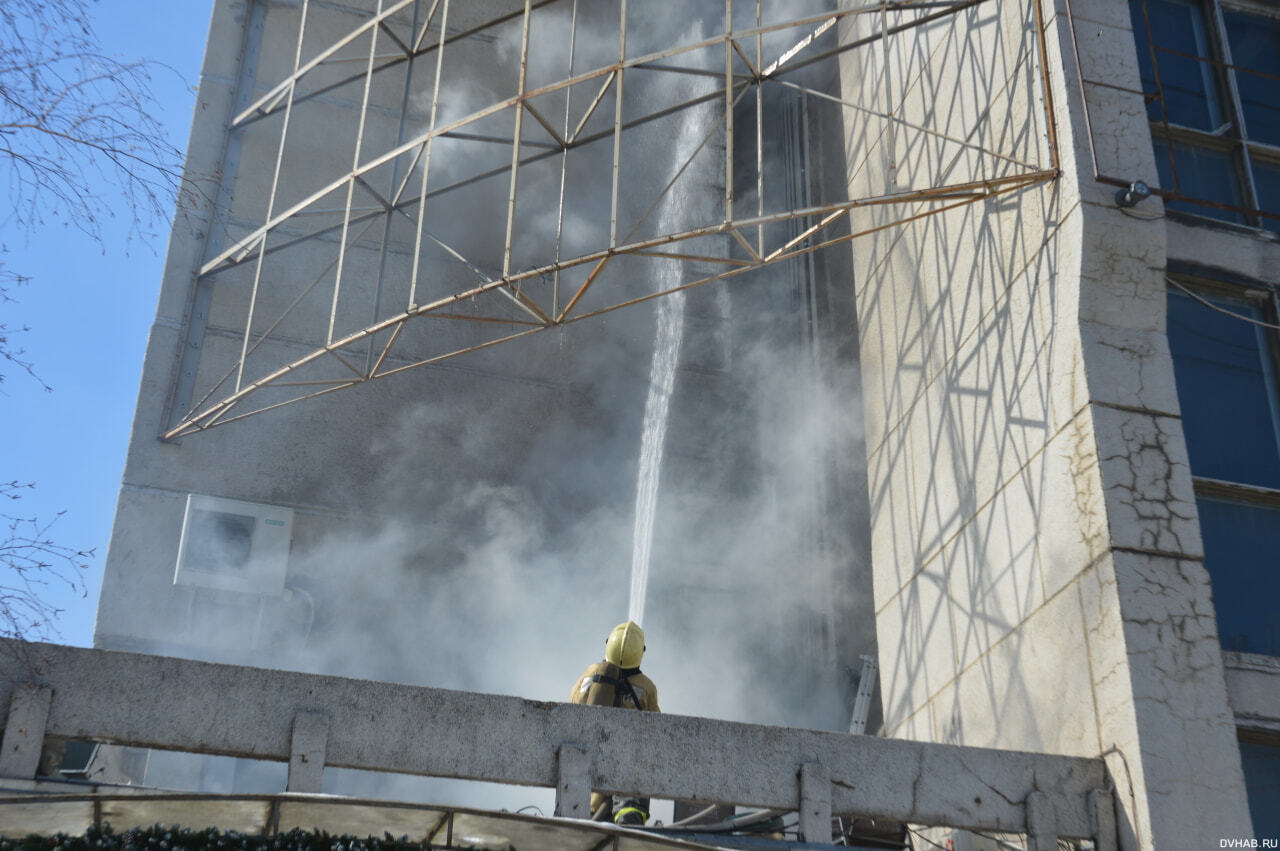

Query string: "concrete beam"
[0, 641, 1108, 838]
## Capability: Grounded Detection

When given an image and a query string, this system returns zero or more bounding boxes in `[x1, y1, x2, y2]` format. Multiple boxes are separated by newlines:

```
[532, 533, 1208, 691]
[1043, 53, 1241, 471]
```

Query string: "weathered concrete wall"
[838, 0, 1251, 846]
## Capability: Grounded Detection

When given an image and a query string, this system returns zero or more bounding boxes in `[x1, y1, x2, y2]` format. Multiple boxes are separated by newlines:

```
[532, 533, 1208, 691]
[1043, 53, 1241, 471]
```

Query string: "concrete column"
[837, 0, 1253, 846]
[798, 762, 831, 843]
[1026, 791, 1057, 851]
[554, 745, 591, 819]
[0, 685, 52, 779]
[1090, 788, 1117, 851]
[286, 712, 328, 793]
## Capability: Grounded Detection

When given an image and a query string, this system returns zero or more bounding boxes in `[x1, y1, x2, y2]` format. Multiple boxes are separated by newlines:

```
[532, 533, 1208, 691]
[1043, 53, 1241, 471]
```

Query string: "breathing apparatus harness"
[586, 664, 644, 708]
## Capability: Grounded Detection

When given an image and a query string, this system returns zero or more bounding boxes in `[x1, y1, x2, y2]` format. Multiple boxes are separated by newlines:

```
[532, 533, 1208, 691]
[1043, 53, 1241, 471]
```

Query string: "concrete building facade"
[839, 0, 1280, 845]
[95, 0, 870, 745]
[89, 0, 1279, 846]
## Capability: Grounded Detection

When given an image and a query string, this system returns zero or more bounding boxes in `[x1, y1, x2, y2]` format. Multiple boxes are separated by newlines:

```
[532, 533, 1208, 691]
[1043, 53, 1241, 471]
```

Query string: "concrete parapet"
[0, 640, 1108, 841]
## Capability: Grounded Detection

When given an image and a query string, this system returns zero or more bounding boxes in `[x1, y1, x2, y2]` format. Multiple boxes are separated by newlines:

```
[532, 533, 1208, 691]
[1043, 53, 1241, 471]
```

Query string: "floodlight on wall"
[174, 494, 294, 596]
[1115, 180, 1152, 208]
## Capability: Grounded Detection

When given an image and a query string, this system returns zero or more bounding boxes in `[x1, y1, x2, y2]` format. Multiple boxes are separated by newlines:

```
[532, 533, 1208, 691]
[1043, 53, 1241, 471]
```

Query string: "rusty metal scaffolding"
[164, 0, 1058, 439]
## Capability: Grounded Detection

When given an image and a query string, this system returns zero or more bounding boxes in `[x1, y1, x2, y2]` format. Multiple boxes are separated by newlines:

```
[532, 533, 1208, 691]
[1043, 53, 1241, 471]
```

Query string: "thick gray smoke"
[118, 0, 873, 813]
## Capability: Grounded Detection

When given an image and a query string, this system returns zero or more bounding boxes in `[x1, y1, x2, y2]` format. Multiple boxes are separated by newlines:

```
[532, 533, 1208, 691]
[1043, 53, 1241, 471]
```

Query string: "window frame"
[1133, 0, 1280, 231]
[1167, 271, 1280, 658]
[1172, 272, 1280, 497]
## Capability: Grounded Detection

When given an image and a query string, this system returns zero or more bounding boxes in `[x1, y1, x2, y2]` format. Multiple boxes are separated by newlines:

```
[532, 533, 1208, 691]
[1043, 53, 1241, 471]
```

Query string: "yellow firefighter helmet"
[604, 621, 645, 668]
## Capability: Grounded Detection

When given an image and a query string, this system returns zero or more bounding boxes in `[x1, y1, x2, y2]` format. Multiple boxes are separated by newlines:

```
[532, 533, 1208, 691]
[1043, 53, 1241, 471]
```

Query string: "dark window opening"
[1167, 287, 1280, 488]
[1253, 159, 1280, 234]
[1166, 281, 1280, 658]
[1130, 0, 1280, 230]
[1152, 138, 1247, 224]
[1133, 0, 1225, 131]
[1195, 495, 1280, 655]
[1240, 732, 1280, 839]
[1223, 10, 1280, 147]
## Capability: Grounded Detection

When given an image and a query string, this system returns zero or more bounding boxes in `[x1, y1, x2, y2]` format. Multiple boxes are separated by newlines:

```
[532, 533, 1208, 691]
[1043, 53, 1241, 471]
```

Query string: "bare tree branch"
[0, 0, 187, 392]
[0, 263, 51, 392]
[0, 0, 184, 251]
[0, 482, 91, 642]
[0, 0, 175, 639]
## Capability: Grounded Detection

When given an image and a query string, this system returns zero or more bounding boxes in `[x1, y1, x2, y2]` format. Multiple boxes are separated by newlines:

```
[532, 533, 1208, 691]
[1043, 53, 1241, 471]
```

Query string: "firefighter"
[570, 620, 659, 825]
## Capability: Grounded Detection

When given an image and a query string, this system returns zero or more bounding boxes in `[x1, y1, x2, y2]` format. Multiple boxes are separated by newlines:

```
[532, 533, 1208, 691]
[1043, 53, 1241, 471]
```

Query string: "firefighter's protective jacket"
[570, 659, 659, 822]
[570, 661, 660, 711]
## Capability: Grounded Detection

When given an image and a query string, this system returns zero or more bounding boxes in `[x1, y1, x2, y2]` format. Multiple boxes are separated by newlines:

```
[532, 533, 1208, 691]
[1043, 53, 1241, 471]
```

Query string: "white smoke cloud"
[120, 0, 874, 815]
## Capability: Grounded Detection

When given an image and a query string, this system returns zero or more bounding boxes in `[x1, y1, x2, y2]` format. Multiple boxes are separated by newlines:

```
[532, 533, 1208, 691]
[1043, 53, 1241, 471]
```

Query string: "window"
[1166, 281, 1280, 656]
[1130, 0, 1280, 231]
[1239, 732, 1280, 839]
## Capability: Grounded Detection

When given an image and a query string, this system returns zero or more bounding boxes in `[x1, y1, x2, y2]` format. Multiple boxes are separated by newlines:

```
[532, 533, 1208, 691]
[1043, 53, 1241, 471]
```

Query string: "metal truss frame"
[164, 0, 1059, 440]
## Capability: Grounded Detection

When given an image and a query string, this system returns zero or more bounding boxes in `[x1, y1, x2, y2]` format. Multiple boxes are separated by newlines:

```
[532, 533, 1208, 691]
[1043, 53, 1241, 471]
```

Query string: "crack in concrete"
[1068, 418, 1105, 554]
[956, 753, 1020, 809]
[1100, 413, 1197, 555]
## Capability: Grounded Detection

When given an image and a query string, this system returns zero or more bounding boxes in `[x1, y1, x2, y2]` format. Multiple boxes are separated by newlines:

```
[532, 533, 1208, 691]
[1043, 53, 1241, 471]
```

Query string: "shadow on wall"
[839, 0, 1164, 847]
[840, 0, 1089, 768]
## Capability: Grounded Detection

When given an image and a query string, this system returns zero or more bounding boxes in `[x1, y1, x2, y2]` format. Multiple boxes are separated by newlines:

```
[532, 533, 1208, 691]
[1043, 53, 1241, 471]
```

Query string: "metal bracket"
[848, 653, 878, 735]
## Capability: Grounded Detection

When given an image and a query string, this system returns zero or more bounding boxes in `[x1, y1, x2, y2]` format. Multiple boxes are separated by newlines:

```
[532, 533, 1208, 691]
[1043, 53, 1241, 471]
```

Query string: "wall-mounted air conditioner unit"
[174, 494, 293, 595]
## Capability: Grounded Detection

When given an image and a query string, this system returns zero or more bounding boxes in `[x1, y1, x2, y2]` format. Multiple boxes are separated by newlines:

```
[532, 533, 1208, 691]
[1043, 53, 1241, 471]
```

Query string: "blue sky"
[2, 1, 215, 647]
